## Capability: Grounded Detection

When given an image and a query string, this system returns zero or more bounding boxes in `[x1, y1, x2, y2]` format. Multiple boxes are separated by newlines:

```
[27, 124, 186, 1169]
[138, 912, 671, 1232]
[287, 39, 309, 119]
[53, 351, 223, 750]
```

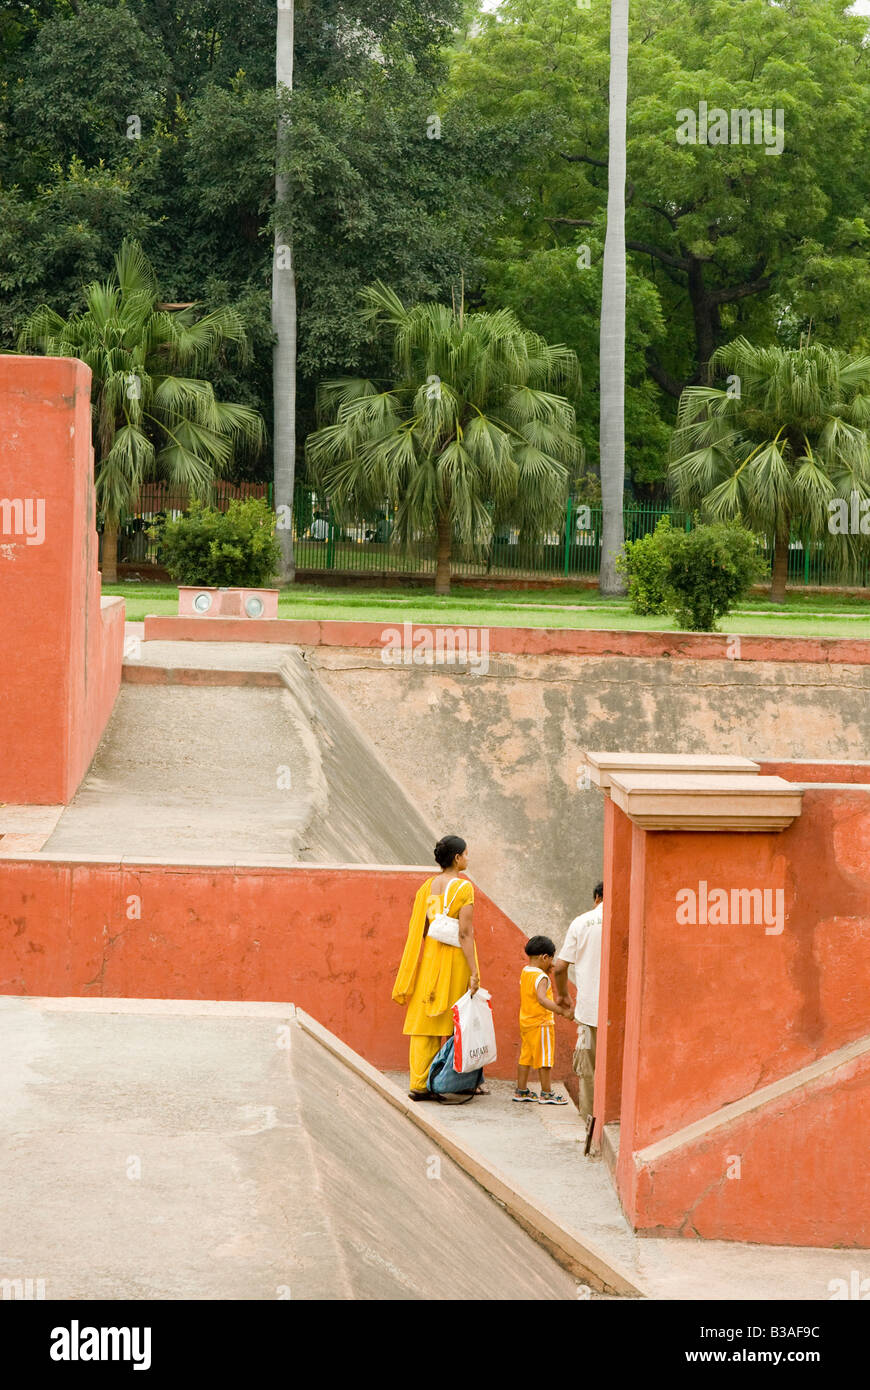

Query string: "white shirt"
[557, 902, 603, 1026]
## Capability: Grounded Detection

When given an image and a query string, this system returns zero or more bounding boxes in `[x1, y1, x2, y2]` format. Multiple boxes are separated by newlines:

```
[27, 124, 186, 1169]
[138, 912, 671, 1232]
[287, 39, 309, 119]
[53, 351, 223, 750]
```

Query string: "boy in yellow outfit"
[514, 935, 573, 1104]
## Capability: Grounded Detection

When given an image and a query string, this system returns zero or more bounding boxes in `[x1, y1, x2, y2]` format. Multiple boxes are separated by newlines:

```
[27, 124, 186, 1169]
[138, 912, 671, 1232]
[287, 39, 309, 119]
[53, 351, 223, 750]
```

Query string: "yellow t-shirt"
[519, 966, 554, 1031]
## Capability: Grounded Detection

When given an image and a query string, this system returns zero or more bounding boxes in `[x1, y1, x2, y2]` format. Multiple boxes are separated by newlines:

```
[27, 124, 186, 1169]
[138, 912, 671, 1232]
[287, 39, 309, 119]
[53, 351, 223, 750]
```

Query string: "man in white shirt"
[553, 882, 604, 1127]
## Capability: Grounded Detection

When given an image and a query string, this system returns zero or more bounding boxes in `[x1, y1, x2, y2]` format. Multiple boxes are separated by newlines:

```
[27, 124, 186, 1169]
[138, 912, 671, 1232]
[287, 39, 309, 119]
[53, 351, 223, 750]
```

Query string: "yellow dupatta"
[391, 876, 434, 1006]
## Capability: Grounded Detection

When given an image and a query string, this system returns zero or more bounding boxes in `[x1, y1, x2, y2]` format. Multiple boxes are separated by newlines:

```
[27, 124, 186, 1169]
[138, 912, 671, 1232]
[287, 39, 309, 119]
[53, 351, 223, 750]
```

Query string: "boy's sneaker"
[512, 1088, 537, 1102]
[538, 1091, 568, 1105]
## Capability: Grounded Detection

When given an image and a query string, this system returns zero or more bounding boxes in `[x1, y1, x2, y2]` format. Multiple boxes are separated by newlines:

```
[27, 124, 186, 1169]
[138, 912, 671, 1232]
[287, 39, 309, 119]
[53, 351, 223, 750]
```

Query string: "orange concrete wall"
[144, 614, 870, 665]
[630, 1047, 870, 1246]
[613, 784, 870, 1245]
[0, 860, 550, 1080]
[759, 760, 870, 784]
[0, 357, 124, 803]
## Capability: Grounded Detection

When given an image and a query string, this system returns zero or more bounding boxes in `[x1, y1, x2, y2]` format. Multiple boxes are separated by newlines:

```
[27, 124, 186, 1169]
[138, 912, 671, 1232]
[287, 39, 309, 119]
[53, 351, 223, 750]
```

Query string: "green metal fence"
[115, 481, 870, 588]
[114, 481, 268, 566]
[291, 489, 870, 587]
[291, 491, 692, 581]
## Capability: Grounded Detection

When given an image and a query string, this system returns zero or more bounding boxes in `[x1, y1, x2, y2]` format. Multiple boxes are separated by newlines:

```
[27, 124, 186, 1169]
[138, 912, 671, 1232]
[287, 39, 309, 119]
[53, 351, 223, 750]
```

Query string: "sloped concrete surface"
[44, 649, 435, 866]
[0, 996, 580, 1300]
[408, 1076, 870, 1302]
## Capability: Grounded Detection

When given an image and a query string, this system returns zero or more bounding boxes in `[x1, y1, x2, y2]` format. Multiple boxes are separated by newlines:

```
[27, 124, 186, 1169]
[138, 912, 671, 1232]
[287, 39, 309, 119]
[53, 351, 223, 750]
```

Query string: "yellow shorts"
[519, 1025, 555, 1070]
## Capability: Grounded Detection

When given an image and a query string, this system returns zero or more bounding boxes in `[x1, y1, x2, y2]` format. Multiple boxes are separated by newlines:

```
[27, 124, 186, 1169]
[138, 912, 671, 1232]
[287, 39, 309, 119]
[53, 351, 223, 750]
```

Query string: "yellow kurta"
[393, 877, 478, 1038]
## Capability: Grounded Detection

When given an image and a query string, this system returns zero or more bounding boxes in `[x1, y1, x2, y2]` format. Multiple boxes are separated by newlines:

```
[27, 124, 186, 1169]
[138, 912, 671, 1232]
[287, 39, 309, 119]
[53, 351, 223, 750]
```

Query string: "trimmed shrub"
[156, 497, 280, 587]
[618, 516, 765, 630]
[617, 516, 674, 615]
[665, 520, 766, 631]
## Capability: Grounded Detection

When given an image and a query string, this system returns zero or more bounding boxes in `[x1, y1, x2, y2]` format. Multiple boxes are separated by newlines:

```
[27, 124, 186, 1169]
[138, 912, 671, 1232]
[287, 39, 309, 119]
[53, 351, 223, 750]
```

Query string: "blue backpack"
[427, 1036, 482, 1103]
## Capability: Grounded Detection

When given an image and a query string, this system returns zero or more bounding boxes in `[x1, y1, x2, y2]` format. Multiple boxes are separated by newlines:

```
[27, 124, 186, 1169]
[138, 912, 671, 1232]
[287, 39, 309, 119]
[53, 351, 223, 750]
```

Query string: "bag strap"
[442, 877, 462, 917]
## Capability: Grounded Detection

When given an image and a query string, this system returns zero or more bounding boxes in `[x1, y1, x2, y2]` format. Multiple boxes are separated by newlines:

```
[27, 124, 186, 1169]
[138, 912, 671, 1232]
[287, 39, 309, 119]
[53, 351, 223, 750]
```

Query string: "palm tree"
[18, 240, 264, 582]
[670, 338, 870, 601]
[272, 0, 296, 584]
[307, 282, 580, 595]
[598, 0, 629, 596]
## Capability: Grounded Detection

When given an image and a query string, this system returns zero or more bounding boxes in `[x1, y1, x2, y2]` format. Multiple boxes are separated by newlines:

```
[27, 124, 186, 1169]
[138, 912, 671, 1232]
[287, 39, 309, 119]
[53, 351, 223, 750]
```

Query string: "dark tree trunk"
[770, 534, 790, 603]
[687, 257, 718, 384]
[101, 516, 119, 583]
[435, 510, 452, 596]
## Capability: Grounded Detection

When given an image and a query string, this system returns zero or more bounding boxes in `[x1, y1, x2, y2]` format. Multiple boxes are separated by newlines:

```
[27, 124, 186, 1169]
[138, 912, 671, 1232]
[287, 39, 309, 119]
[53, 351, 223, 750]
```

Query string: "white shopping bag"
[452, 988, 497, 1072]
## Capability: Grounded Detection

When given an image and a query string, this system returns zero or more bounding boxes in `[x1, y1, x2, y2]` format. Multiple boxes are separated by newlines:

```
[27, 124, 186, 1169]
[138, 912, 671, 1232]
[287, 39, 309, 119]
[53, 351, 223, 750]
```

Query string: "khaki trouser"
[572, 1023, 597, 1121]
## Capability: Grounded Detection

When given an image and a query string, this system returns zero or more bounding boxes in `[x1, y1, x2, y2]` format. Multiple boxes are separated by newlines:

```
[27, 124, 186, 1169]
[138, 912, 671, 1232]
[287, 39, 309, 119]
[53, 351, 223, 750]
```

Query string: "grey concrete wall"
[313, 648, 870, 943]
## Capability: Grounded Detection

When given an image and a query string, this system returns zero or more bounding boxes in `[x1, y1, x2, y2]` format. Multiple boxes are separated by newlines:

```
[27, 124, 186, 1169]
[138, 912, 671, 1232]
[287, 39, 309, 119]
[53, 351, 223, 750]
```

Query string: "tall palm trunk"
[435, 509, 452, 596]
[272, 0, 296, 584]
[101, 515, 119, 583]
[771, 531, 790, 603]
[598, 0, 629, 596]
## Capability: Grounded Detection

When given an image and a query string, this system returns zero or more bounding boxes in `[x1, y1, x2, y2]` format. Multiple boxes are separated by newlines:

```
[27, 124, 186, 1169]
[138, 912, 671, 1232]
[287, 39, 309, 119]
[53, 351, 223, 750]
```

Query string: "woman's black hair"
[434, 835, 466, 870]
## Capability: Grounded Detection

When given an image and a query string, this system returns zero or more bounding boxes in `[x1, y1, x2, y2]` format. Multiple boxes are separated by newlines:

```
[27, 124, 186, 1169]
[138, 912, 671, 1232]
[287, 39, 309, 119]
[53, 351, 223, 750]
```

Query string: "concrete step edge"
[294, 1007, 646, 1299]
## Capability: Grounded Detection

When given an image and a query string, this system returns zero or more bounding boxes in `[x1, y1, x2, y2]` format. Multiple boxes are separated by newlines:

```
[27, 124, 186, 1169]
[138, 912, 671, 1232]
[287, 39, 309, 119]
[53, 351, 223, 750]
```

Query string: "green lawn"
[104, 581, 870, 639]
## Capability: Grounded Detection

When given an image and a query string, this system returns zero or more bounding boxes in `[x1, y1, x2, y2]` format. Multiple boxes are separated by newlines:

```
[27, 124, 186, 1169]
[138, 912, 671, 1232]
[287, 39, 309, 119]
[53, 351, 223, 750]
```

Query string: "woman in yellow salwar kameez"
[392, 835, 481, 1100]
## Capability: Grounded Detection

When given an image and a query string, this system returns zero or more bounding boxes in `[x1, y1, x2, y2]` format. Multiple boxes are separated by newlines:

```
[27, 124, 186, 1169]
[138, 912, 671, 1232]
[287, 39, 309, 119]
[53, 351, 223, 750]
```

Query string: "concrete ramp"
[44, 651, 435, 866]
[0, 996, 579, 1300]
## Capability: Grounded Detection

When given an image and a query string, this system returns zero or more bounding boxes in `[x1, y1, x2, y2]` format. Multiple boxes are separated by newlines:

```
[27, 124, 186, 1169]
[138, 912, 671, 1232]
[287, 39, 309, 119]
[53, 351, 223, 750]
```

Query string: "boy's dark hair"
[593, 881, 604, 901]
[525, 935, 556, 958]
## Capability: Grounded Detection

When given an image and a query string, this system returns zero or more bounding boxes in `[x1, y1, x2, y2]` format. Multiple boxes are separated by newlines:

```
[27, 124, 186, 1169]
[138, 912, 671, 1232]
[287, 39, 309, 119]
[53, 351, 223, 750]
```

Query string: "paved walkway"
[388, 1075, 870, 1301]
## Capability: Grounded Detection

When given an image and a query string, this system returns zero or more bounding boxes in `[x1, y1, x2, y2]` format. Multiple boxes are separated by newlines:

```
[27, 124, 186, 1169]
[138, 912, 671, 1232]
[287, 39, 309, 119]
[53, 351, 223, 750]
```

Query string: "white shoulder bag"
[426, 877, 463, 948]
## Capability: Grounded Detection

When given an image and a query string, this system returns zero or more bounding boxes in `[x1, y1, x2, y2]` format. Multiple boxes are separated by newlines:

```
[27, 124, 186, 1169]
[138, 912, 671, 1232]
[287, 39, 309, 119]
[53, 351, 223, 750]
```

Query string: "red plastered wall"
[613, 784, 870, 1245]
[0, 861, 541, 1079]
[0, 357, 123, 803]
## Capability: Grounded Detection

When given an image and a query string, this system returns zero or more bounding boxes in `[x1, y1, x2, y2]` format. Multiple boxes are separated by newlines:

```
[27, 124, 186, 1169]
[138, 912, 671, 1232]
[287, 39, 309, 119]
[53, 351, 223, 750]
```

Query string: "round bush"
[156, 498, 281, 588]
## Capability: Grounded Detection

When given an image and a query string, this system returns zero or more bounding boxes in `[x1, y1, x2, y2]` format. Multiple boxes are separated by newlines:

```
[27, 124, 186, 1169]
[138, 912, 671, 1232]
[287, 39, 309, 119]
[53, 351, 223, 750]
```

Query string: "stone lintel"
[607, 773, 802, 832]
[583, 751, 761, 792]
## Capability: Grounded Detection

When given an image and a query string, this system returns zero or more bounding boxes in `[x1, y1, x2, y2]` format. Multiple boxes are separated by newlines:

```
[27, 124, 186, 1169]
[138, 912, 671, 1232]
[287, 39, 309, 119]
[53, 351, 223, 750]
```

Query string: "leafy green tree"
[7, 2, 168, 173]
[450, 0, 870, 417]
[2, 0, 496, 491]
[307, 282, 580, 593]
[18, 240, 264, 581]
[670, 338, 870, 601]
[483, 243, 669, 492]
